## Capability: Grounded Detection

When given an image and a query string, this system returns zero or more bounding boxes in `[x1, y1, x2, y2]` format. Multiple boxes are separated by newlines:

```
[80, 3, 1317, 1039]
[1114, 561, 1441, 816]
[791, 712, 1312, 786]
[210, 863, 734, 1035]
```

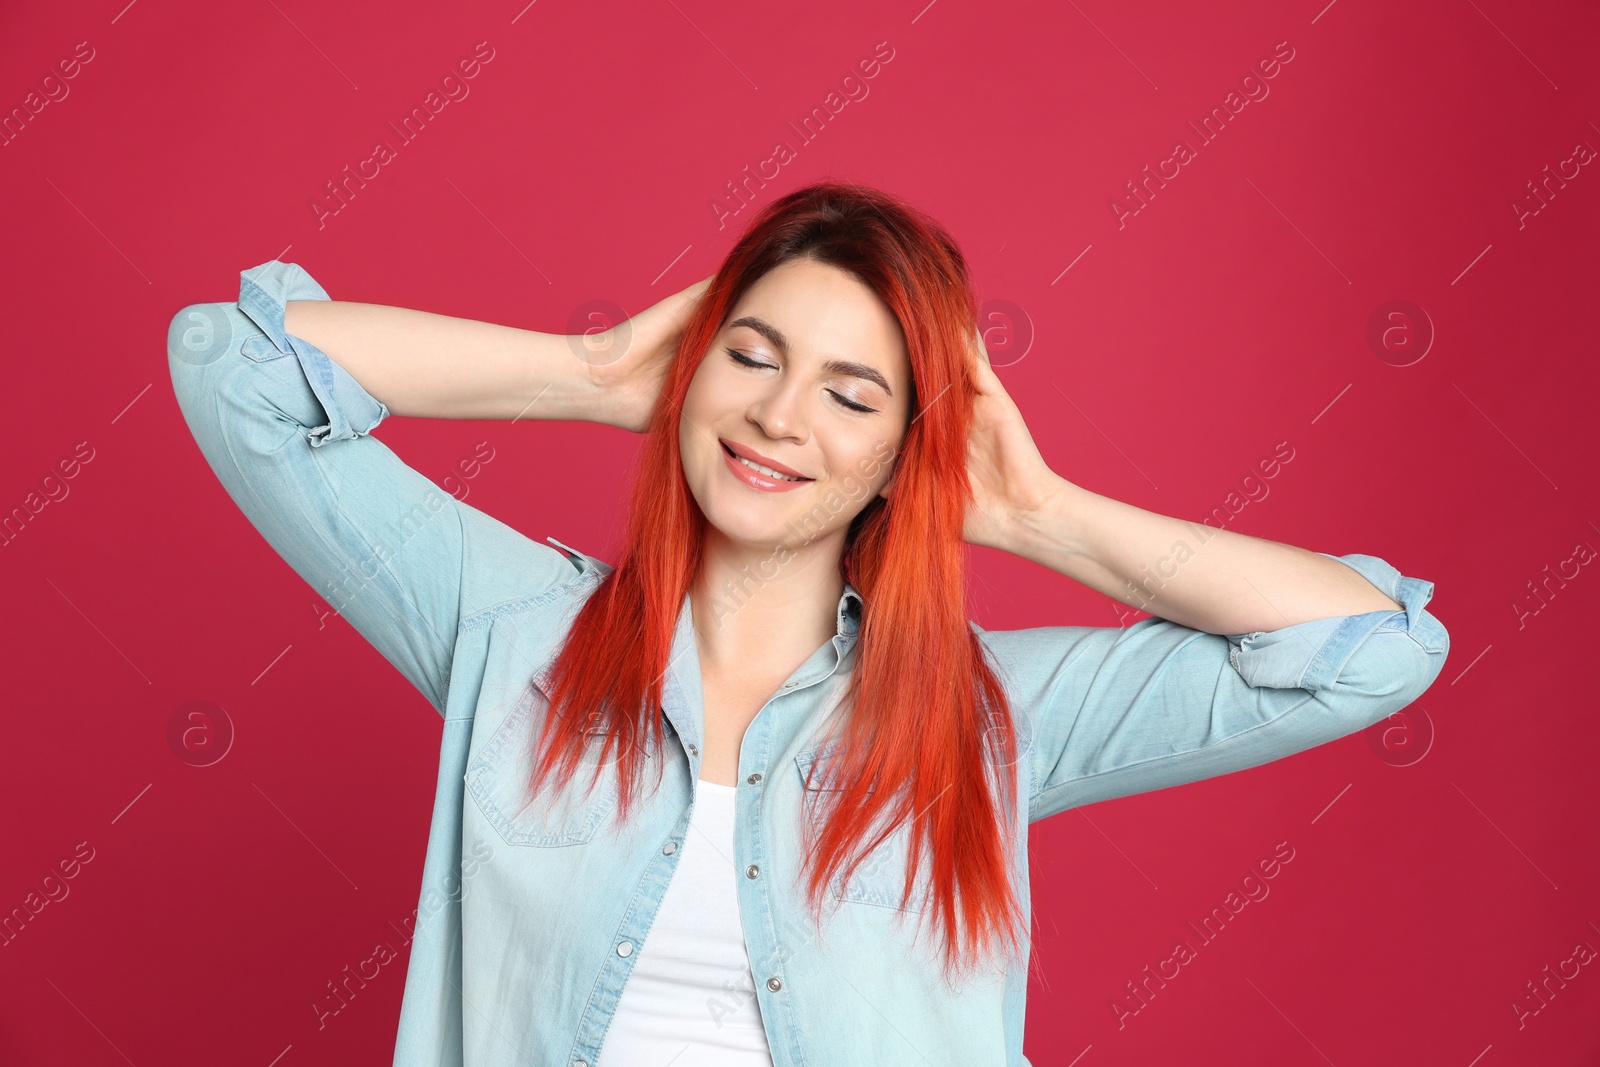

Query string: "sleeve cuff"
[237, 260, 390, 447]
[1225, 552, 1439, 691]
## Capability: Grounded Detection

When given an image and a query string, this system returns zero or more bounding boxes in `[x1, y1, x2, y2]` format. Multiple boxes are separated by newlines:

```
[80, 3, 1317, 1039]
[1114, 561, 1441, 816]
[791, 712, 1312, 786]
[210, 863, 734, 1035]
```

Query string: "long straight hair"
[524, 180, 1026, 981]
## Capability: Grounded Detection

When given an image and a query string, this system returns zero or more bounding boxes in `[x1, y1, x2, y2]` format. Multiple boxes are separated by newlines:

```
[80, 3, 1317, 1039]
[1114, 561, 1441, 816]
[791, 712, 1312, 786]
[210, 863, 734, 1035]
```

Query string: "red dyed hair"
[523, 180, 1026, 981]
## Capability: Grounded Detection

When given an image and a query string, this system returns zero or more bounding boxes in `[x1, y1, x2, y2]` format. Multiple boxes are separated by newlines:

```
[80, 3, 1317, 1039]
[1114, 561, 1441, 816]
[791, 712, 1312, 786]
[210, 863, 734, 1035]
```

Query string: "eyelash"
[726, 349, 877, 413]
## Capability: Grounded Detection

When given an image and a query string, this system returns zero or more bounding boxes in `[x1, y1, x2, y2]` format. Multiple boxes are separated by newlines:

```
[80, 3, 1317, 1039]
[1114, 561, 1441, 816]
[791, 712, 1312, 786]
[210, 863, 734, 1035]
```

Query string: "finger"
[968, 335, 1001, 392]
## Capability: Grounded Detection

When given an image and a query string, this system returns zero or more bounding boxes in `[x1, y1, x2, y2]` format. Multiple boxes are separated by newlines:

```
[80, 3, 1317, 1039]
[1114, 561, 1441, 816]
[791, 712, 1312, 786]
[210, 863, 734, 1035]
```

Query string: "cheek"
[680, 375, 708, 425]
[678, 376, 723, 457]
[682, 355, 728, 415]
[683, 368, 750, 443]
[832, 433, 898, 494]
[853, 432, 900, 482]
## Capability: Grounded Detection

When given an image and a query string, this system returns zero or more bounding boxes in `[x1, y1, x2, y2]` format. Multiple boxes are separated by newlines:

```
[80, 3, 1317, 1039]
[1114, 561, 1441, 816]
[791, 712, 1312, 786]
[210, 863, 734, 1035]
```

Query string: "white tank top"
[596, 778, 776, 1067]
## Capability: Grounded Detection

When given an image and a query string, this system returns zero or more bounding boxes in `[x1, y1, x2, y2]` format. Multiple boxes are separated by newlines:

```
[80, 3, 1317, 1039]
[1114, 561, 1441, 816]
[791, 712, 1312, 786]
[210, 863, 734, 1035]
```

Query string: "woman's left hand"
[962, 329, 1065, 550]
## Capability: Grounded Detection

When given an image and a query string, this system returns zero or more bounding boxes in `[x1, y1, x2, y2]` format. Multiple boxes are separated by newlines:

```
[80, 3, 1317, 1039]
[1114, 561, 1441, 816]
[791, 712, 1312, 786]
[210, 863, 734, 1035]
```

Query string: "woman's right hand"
[586, 275, 715, 433]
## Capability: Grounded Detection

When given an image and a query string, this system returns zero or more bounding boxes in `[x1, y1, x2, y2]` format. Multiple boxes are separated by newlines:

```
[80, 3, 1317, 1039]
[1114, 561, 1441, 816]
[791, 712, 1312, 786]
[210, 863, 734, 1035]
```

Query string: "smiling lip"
[720, 440, 810, 480]
[719, 440, 812, 493]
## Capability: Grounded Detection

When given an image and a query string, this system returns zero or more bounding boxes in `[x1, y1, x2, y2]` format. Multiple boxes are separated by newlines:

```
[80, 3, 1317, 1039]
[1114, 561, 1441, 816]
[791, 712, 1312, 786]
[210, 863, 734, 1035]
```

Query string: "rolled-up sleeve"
[166, 260, 582, 716]
[234, 260, 390, 445]
[973, 552, 1449, 823]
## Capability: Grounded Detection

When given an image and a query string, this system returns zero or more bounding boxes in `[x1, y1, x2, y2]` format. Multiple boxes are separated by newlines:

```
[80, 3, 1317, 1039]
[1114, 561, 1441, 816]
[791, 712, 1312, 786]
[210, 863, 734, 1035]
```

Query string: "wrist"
[1001, 475, 1088, 559]
[583, 330, 649, 431]
[511, 329, 622, 427]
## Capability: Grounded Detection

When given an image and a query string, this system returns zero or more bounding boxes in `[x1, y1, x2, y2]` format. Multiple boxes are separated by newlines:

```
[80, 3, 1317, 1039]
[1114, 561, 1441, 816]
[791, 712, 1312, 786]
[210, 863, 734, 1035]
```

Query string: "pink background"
[3, 0, 1597, 1063]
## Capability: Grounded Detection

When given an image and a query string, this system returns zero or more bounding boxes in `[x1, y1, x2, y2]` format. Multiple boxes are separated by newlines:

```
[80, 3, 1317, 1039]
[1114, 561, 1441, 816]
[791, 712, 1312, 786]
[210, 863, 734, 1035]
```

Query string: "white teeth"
[734, 453, 803, 481]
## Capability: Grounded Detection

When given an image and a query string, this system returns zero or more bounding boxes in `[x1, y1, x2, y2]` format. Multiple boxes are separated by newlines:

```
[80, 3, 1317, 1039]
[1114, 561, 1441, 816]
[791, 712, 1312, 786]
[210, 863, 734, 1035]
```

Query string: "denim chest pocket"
[466, 672, 621, 847]
[794, 747, 930, 914]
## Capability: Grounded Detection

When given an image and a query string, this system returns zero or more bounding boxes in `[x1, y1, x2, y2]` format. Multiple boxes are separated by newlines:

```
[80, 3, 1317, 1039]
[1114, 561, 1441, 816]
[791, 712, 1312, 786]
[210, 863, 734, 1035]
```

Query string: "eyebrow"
[727, 315, 894, 398]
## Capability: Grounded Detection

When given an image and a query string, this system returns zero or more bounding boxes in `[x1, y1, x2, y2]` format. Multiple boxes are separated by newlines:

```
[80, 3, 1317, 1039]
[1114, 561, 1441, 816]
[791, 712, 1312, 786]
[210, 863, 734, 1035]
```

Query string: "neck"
[689, 526, 847, 678]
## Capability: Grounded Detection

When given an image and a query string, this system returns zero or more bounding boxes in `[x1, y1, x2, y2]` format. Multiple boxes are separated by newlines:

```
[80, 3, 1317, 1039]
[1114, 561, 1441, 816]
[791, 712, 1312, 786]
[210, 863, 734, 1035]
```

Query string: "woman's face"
[679, 257, 912, 553]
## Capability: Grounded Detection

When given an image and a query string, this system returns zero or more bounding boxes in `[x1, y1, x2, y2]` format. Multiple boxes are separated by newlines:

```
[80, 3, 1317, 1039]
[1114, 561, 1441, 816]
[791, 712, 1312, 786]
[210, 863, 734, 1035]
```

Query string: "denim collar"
[546, 535, 861, 643]
[544, 536, 862, 753]
[661, 578, 862, 760]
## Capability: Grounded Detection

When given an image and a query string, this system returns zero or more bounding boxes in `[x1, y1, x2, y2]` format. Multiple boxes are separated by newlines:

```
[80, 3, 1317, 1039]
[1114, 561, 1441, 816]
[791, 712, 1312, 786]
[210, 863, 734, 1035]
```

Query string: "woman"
[166, 181, 1449, 1067]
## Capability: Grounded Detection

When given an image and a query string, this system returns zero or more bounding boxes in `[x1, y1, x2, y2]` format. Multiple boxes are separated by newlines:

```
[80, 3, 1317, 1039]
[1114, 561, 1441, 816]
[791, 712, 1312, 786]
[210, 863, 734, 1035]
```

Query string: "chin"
[701, 503, 797, 548]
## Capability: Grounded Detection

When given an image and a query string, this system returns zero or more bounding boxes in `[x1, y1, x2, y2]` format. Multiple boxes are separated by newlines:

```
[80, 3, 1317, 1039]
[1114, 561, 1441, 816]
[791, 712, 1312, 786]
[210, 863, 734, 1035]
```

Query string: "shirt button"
[746, 864, 760, 879]
[782, 681, 798, 689]
[617, 941, 634, 958]
[746, 772, 762, 785]
[663, 841, 677, 855]
[766, 976, 783, 992]
[687, 743, 698, 756]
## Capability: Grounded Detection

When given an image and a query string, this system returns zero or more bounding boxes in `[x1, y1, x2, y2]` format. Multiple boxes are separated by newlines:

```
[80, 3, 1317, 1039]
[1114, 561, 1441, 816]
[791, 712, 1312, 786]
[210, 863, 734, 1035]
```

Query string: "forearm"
[1004, 477, 1403, 634]
[283, 300, 609, 423]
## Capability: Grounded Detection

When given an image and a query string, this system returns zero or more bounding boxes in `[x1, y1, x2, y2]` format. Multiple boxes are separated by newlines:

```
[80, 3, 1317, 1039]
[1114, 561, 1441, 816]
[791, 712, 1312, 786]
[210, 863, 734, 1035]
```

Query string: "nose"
[746, 376, 810, 444]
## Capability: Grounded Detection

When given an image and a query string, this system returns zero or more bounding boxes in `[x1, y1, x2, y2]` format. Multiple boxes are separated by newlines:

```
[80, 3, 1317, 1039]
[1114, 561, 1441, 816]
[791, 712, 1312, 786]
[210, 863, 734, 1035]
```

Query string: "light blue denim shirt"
[166, 261, 1450, 1067]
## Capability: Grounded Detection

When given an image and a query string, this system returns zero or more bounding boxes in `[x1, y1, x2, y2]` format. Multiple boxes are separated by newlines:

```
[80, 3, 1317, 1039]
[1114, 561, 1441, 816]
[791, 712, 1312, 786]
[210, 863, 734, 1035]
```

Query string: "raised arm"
[282, 273, 710, 428]
[166, 260, 702, 715]
[961, 329, 1409, 632]
[976, 551, 1448, 823]
[959, 333, 1449, 821]
[282, 299, 599, 423]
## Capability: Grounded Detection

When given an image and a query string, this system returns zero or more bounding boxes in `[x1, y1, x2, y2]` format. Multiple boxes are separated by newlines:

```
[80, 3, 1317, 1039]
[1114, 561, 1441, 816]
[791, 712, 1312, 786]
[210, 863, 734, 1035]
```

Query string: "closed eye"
[728, 348, 772, 372]
[726, 348, 879, 414]
[829, 391, 876, 414]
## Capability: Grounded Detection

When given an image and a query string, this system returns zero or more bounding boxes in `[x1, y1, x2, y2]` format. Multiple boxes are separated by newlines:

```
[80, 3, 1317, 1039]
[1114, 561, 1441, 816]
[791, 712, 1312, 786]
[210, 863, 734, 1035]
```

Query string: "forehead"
[724, 259, 909, 382]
